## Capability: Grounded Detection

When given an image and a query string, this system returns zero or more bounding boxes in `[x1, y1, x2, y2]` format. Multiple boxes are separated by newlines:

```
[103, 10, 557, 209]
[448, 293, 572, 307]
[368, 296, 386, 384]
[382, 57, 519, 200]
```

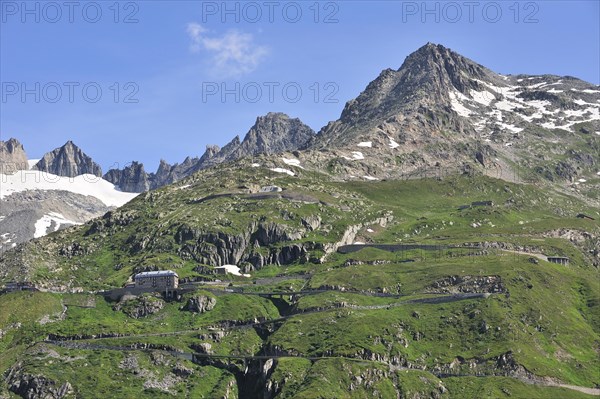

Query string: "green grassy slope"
[0, 164, 598, 398]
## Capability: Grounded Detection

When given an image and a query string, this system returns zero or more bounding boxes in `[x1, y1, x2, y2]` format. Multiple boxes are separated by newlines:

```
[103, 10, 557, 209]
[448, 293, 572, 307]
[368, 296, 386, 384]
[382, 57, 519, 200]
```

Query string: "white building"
[134, 270, 179, 289]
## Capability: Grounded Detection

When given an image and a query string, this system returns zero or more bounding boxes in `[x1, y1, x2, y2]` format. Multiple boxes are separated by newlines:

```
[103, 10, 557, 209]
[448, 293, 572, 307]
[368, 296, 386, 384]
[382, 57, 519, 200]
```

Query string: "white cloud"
[186, 22, 268, 77]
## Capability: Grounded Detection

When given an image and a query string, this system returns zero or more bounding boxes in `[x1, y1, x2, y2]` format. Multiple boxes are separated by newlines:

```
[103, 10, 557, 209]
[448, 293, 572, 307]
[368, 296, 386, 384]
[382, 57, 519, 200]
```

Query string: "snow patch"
[357, 141, 372, 148]
[470, 89, 494, 106]
[497, 122, 523, 133]
[251, 163, 260, 168]
[495, 99, 520, 112]
[270, 168, 295, 176]
[526, 81, 549, 89]
[449, 91, 471, 117]
[540, 121, 567, 130]
[215, 265, 250, 277]
[34, 212, 81, 239]
[573, 99, 600, 107]
[388, 138, 400, 149]
[282, 158, 304, 169]
[363, 175, 378, 181]
[0, 170, 138, 207]
[344, 152, 364, 160]
[564, 107, 599, 119]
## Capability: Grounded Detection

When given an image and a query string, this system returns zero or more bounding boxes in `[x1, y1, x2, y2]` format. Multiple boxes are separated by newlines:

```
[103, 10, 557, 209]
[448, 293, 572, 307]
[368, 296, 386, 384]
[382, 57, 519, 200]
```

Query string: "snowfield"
[0, 170, 138, 207]
[27, 159, 40, 169]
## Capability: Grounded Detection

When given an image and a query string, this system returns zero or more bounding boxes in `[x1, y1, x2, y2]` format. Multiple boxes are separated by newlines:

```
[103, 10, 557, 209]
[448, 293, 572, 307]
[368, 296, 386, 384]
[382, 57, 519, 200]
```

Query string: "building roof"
[135, 270, 178, 278]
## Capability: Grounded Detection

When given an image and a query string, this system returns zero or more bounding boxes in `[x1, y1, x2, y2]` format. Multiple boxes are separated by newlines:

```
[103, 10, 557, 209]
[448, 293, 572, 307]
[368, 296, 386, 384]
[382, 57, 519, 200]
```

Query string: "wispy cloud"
[186, 22, 269, 78]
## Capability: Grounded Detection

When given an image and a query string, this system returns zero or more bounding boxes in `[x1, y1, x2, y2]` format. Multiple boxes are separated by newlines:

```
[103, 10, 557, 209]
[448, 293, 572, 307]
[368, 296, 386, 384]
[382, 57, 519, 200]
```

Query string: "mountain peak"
[103, 161, 149, 192]
[33, 140, 102, 177]
[0, 138, 28, 173]
[237, 112, 314, 156]
[262, 112, 290, 120]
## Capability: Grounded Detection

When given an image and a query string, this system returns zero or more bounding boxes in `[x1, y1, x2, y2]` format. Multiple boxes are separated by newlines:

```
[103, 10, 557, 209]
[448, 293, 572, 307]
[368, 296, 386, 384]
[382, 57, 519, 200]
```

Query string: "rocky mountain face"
[104, 162, 150, 193]
[33, 141, 102, 177]
[1, 140, 136, 249]
[0, 138, 28, 174]
[0, 190, 110, 252]
[105, 112, 315, 193]
[151, 157, 200, 189]
[310, 42, 502, 148]
[300, 43, 599, 191]
[202, 112, 315, 167]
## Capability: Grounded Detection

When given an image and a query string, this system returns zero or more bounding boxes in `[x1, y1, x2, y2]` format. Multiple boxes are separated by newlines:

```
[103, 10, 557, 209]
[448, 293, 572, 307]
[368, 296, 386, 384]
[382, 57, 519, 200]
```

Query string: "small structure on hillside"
[259, 185, 282, 193]
[576, 213, 595, 221]
[134, 270, 179, 290]
[547, 256, 570, 266]
[2, 281, 37, 293]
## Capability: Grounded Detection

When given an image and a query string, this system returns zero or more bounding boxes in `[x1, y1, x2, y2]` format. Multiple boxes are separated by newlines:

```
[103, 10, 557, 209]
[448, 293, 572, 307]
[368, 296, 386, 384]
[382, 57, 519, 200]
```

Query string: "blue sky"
[1, 0, 599, 172]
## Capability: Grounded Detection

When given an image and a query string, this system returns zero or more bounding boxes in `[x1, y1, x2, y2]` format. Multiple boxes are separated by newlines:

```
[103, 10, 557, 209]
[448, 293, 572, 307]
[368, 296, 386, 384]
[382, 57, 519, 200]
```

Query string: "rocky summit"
[33, 140, 103, 178]
[103, 161, 151, 193]
[206, 112, 315, 165]
[104, 112, 315, 193]
[302, 43, 598, 190]
[0, 138, 28, 174]
[0, 44, 598, 399]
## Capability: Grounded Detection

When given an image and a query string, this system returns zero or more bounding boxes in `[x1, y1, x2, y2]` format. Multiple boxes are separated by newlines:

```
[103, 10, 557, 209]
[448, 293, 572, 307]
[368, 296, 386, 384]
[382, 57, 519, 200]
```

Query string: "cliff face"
[103, 162, 150, 193]
[33, 141, 102, 177]
[0, 138, 28, 174]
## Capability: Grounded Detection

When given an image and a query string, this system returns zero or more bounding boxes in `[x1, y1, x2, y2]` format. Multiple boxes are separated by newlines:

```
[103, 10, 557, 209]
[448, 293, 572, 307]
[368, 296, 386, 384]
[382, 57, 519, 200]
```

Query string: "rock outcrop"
[6, 363, 73, 399]
[184, 294, 217, 313]
[175, 221, 308, 269]
[103, 161, 150, 193]
[33, 141, 102, 177]
[0, 138, 28, 174]
[427, 275, 505, 294]
[114, 295, 165, 318]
